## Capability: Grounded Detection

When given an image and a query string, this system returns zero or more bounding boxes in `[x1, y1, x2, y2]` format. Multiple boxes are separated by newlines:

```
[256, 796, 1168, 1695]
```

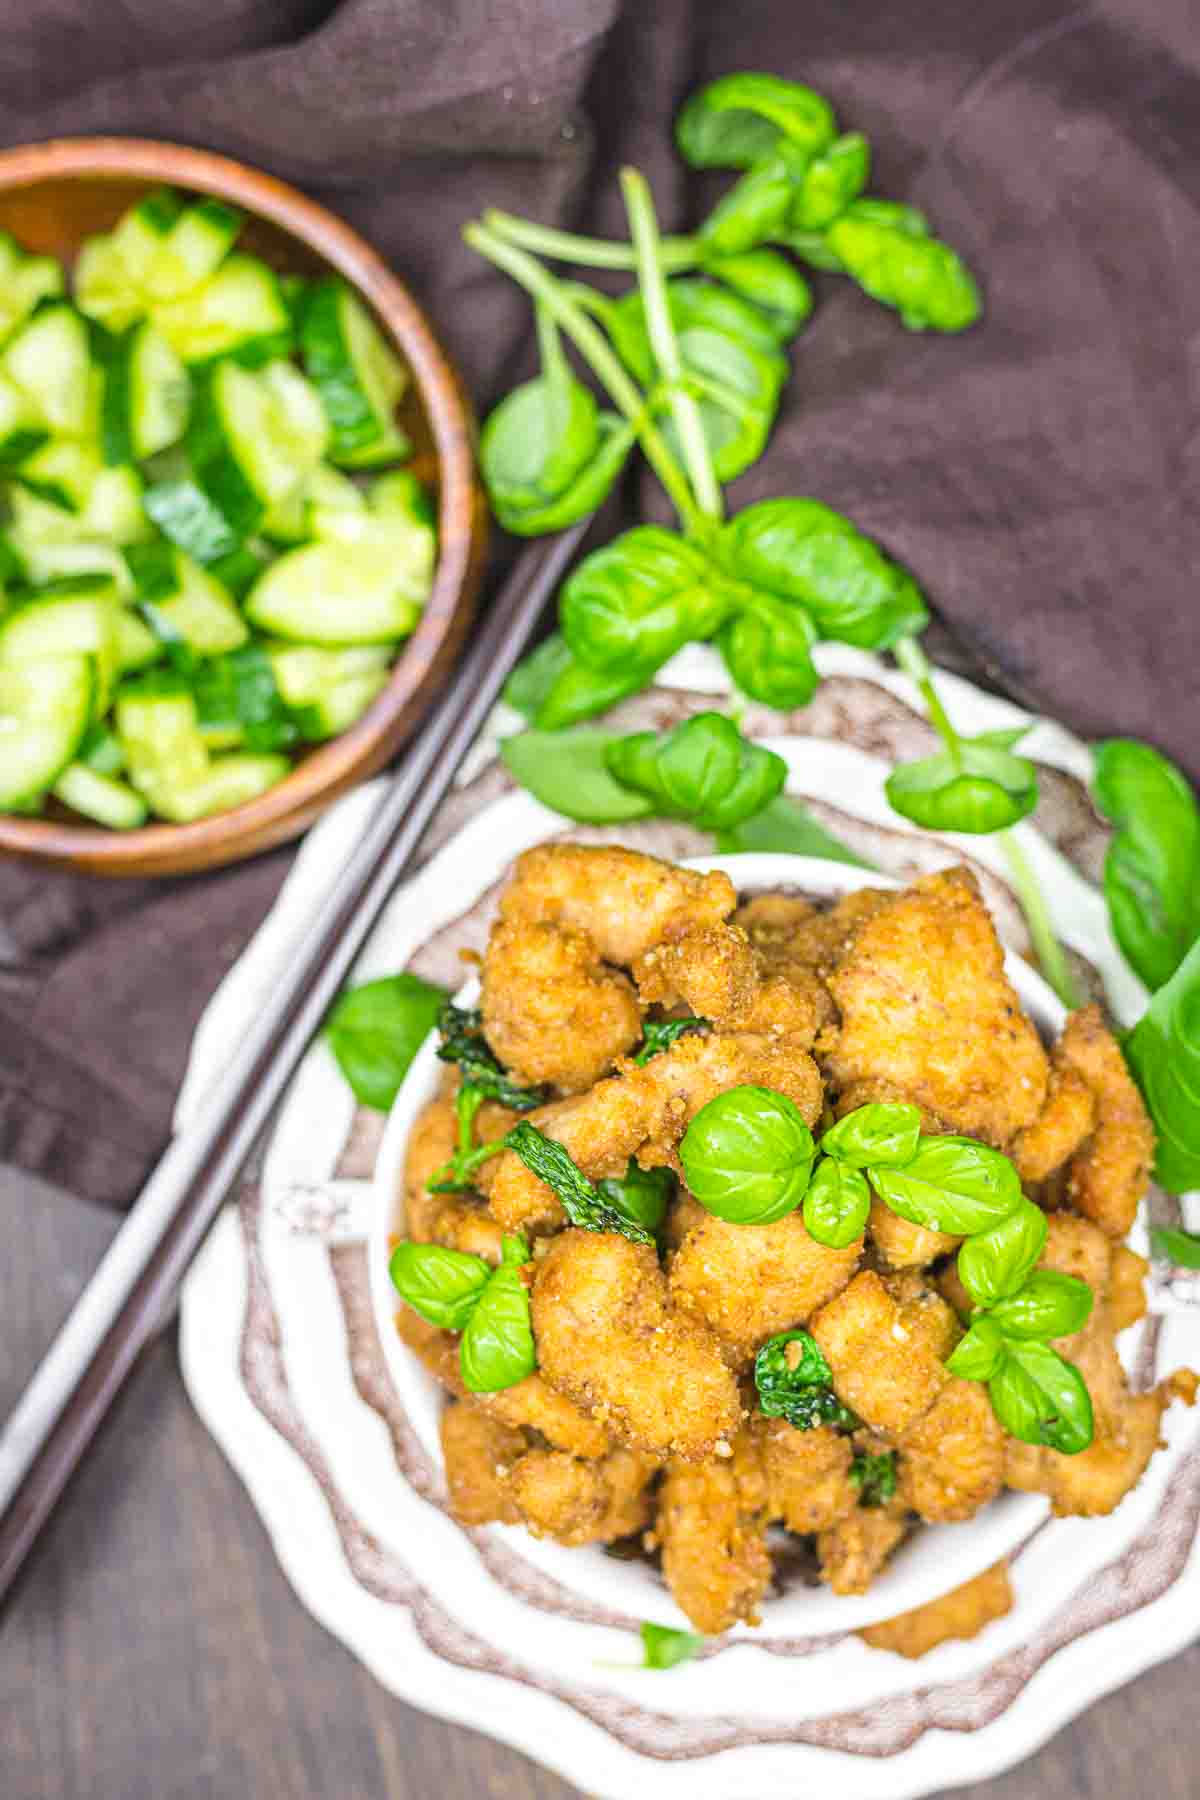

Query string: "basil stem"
[482, 208, 699, 273]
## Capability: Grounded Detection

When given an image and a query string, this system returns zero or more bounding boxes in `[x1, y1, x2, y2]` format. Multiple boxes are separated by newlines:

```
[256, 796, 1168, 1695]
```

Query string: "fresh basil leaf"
[717, 593, 819, 710]
[560, 525, 728, 675]
[480, 373, 599, 514]
[640, 1622, 704, 1669]
[825, 207, 981, 332]
[1150, 1226, 1200, 1270]
[792, 132, 871, 229]
[500, 728, 653, 825]
[504, 1120, 655, 1245]
[605, 711, 787, 831]
[779, 197, 928, 273]
[802, 1157, 870, 1248]
[326, 972, 448, 1112]
[680, 1084, 816, 1226]
[987, 1352, 1045, 1444]
[886, 740, 1038, 834]
[820, 1101, 921, 1169]
[715, 794, 872, 867]
[868, 1135, 1023, 1236]
[1092, 738, 1200, 992]
[503, 633, 574, 721]
[435, 1005, 545, 1111]
[849, 1448, 897, 1507]
[459, 1235, 536, 1393]
[754, 1327, 858, 1430]
[490, 414, 634, 537]
[945, 1315, 1007, 1381]
[389, 1241, 491, 1331]
[595, 1160, 674, 1235]
[1123, 936, 1200, 1194]
[675, 73, 836, 171]
[1000, 1340, 1094, 1454]
[699, 250, 813, 341]
[717, 498, 929, 651]
[633, 1016, 710, 1066]
[955, 1199, 1048, 1307]
[988, 1270, 1094, 1341]
[699, 153, 799, 256]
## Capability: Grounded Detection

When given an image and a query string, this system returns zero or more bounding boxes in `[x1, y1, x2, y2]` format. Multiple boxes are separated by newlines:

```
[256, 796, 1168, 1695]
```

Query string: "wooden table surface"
[4, 1162, 1198, 1800]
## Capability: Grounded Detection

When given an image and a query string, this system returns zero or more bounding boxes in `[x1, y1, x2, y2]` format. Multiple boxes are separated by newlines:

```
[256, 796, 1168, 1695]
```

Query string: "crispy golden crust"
[499, 843, 734, 964]
[485, 1028, 823, 1237]
[869, 1197, 961, 1269]
[657, 1431, 772, 1633]
[1109, 1245, 1149, 1333]
[882, 1270, 964, 1365]
[633, 922, 833, 1045]
[898, 1379, 1006, 1522]
[811, 1271, 948, 1437]
[440, 1401, 526, 1525]
[404, 1087, 508, 1261]
[1004, 1375, 1194, 1518]
[508, 1447, 658, 1546]
[1055, 1006, 1155, 1237]
[668, 1208, 861, 1365]
[1039, 1209, 1114, 1299]
[754, 1417, 858, 1533]
[817, 1502, 909, 1596]
[481, 918, 642, 1093]
[784, 888, 895, 981]
[531, 1230, 742, 1461]
[823, 868, 1048, 1147]
[1012, 1062, 1095, 1183]
[859, 1563, 1013, 1658]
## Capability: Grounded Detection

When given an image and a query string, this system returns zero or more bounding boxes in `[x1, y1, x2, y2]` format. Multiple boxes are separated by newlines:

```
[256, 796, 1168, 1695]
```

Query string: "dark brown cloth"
[0, 0, 1196, 1207]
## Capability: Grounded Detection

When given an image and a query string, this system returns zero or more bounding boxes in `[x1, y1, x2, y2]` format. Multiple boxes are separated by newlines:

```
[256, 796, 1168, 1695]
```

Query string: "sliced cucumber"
[101, 321, 191, 463]
[294, 664, 389, 739]
[1, 303, 94, 435]
[13, 438, 99, 511]
[143, 474, 242, 564]
[77, 720, 127, 775]
[52, 761, 148, 828]
[75, 194, 183, 332]
[112, 189, 185, 284]
[267, 641, 390, 704]
[299, 278, 410, 467]
[208, 541, 267, 597]
[142, 198, 242, 303]
[306, 467, 436, 599]
[116, 681, 210, 792]
[136, 750, 289, 822]
[0, 373, 48, 466]
[152, 254, 291, 364]
[14, 448, 149, 546]
[0, 654, 93, 806]
[187, 356, 328, 533]
[127, 541, 248, 657]
[0, 239, 65, 345]
[0, 579, 121, 713]
[115, 607, 162, 674]
[263, 460, 364, 543]
[191, 644, 297, 751]
[245, 541, 421, 644]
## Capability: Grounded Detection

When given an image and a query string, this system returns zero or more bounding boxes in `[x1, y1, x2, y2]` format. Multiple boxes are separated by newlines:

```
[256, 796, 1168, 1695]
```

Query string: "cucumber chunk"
[263, 460, 364, 543]
[1, 304, 94, 435]
[192, 644, 297, 751]
[152, 254, 292, 364]
[304, 467, 436, 599]
[127, 541, 249, 657]
[52, 761, 148, 828]
[0, 235, 65, 344]
[101, 321, 191, 463]
[0, 654, 94, 806]
[299, 278, 410, 467]
[143, 474, 242, 564]
[245, 541, 421, 644]
[116, 682, 210, 793]
[187, 356, 328, 534]
[0, 579, 122, 713]
[142, 199, 242, 303]
[77, 720, 127, 775]
[0, 373, 48, 466]
[112, 189, 185, 284]
[138, 751, 290, 821]
[13, 449, 149, 546]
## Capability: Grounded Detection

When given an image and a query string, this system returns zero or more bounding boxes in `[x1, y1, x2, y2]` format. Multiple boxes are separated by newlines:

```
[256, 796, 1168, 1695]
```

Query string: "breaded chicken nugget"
[810, 1271, 948, 1436]
[657, 1430, 772, 1633]
[782, 888, 895, 981]
[1054, 1006, 1155, 1237]
[859, 1562, 1013, 1658]
[633, 922, 833, 1043]
[500, 843, 734, 964]
[753, 1417, 858, 1533]
[485, 1028, 823, 1237]
[531, 1230, 741, 1461]
[1004, 1372, 1195, 1518]
[1038, 1210, 1113, 1299]
[509, 1447, 658, 1546]
[1012, 1061, 1095, 1183]
[898, 1379, 1005, 1522]
[669, 1208, 861, 1365]
[823, 867, 1048, 1147]
[869, 1198, 961, 1270]
[404, 1085, 509, 1261]
[1109, 1245, 1149, 1332]
[440, 1401, 526, 1525]
[481, 918, 642, 1093]
[817, 1501, 909, 1595]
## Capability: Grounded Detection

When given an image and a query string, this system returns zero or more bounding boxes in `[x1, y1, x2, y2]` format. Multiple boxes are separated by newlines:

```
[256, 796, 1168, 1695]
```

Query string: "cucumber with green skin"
[268, 640, 392, 738]
[132, 749, 291, 821]
[126, 540, 249, 658]
[1, 303, 94, 435]
[0, 232, 65, 343]
[186, 356, 330, 537]
[153, 254, 292, 365]
[0, 654, 95, 807]
[246, 540, 422, 644]
[76, 190, 186, 332]
[100, 320, 191, 464]
[142, 198, 243, 303]
[299, 278, 411, 467]
[52, 761, 148, 829]
[0, 580, 122, 714]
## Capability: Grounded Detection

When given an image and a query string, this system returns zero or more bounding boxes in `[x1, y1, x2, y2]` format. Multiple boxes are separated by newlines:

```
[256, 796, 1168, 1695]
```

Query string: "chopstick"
[0, 519, 590, 1605]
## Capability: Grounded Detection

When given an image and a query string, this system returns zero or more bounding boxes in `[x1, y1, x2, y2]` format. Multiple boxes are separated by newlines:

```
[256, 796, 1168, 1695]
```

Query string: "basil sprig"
[801, 1157, 870, 1249]
[679, 1085, 816, 1225]
[325, 971, 448, 1113]
[389, 1234, 536, 1394]
[754, 1328, 858, 1430]
[435, 1004, 546, 1110]
[850, 1450, 898, 1508]
[504, 1121, 656, 1245]
[595, 1160, 675, 1234]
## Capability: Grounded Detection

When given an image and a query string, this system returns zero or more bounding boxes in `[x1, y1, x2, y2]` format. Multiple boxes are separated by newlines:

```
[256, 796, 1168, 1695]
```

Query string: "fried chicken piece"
[394, 1307, 612, 1457]
[1109, 1245, 1149, 1332]
[1053, 1006, 1155, 1237]
[481, 918, 642, 1094]
[662, 1188, 709, 1251]
[499, 843, 734, 965]
[810, 1271, 948, 1436]
[657, 1430, 772, 1633]
[823, 867, 1048, 1147]
[531, 1230, 741, 1461]
[668, 1209, 861, 1365]
[898, 1379, 1005, 1522]
[754, 1417, 858, 1533]
[633, 922, 833, 1044]
[734, 893, 817, 943]
[817, 1501, 909, 1596]
[1004, 1370, 1196, 1517]
[403, 1087, 508, 1261]
[858, 1563, 1013, 1658]
[440, 1401, 526, 1525]
[484, 1027, 823, 1237]
[869, 1198, 961, 1269]
[783, 888, 895, 981]
[1038, 1209, 1113, 1298]
[882, 1269, 964, 1364]
[1012, 1061, 1095, 1183]
[509, 1447, 658, 1546]
[936, 1258, 973, 1322]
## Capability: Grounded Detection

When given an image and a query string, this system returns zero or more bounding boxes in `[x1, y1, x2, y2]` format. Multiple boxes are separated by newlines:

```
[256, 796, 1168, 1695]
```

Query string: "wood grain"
[0, 139, 487, 879]
[3, 1163, 1198, 1800]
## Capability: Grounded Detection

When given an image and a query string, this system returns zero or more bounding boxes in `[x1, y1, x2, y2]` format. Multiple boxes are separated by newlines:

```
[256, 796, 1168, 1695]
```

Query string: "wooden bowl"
[0, 138, 487, 876]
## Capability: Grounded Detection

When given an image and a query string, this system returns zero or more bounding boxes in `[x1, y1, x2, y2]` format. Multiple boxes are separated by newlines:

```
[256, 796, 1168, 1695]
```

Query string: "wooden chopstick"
[0, 519, 590, 1605]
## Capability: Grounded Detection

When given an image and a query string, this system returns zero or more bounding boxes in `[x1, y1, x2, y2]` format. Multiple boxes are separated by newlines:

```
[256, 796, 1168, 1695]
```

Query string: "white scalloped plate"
[178, 643, 1200, 1800]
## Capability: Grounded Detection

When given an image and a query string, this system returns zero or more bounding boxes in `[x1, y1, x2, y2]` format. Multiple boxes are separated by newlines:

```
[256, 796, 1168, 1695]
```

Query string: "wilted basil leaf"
[850, 1449, 897, 1507]
[754, 1327, 858, 1430]
[595, 1161, 674, 1235]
